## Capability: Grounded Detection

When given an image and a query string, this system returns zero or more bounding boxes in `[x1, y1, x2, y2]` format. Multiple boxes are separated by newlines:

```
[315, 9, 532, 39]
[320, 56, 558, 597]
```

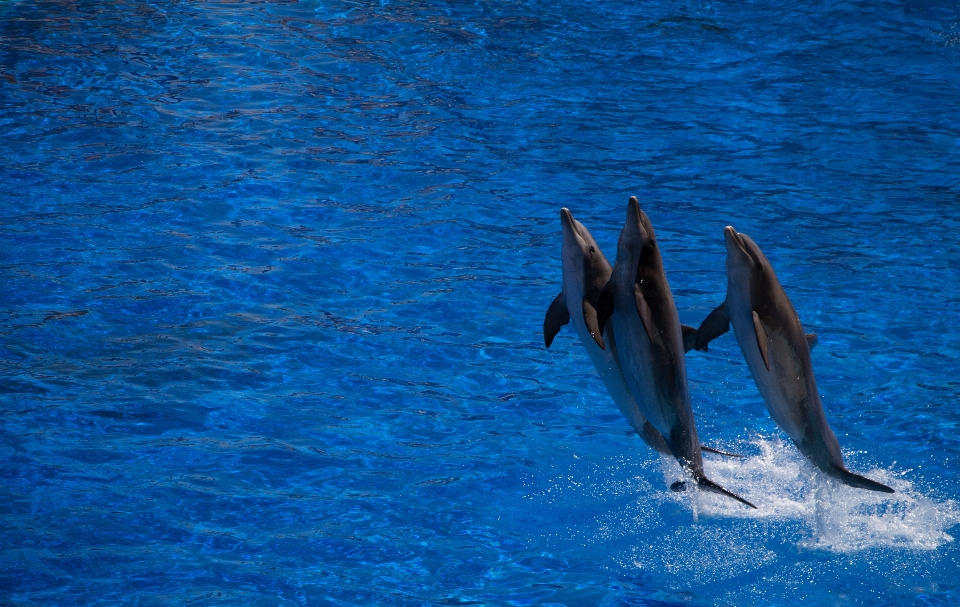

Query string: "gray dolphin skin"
[543, 208, 672, 454]
[595, 198, 756, 509]
[695, 226, 894, 494]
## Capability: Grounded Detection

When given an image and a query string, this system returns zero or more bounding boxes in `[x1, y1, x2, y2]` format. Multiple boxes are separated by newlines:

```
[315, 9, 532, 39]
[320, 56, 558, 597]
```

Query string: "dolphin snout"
[560, 207, 576, 240]
[621, 196, 646, 243]
[723, 225, 742, 253]
[723, 225, 738, 243]
[626, 196, 641, 224]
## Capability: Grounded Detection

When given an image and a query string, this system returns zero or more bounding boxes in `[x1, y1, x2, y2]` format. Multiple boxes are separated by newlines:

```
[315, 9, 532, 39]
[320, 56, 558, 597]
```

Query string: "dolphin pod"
[543, 198, 894, 510]
[695, 226, 894, 494]
[543, 208, 742, 459]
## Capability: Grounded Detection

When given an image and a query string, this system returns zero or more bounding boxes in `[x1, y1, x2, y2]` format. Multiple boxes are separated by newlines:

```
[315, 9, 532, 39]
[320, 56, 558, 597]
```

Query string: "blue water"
[2, 0, 959, 604]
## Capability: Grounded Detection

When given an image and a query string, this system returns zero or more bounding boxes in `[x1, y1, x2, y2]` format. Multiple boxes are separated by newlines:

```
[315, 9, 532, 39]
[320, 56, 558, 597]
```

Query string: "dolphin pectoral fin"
[806, 333, 819, 350]
[701, 445, 744, 458]
[681, 324, 698, 353]
[751, 311, 770, 370]
[697, 476, 757, 509]
[596, 282, 615, 338]
[633, 284, 657, 345]
[582, 298, 605, 350]
[695, 302, 729, 351]
[832, 467, 895, 493]
[543, 292, 570, 348]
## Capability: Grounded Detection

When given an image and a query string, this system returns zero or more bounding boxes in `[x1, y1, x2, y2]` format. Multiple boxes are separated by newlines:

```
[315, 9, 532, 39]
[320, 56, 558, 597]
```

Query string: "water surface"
[2, 0, 959, 604]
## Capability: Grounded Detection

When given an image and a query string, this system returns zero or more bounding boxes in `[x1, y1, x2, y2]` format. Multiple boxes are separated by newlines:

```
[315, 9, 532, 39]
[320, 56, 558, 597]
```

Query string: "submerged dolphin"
[543, 208, 672, 454]
[595, 198, 756, 509]
[694, 226, 893, 494]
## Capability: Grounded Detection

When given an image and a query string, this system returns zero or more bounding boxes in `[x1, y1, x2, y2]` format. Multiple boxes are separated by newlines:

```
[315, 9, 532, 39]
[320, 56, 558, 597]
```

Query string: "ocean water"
[2, 0, 959, 604]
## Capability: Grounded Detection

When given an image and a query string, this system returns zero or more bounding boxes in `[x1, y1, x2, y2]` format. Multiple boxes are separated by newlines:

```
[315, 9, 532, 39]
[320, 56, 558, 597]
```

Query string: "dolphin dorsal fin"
[543, 292, 570, 348]
[582, 298, 605, 350]
[752, 311, 770, 370]
[806, 333, 818, 350]
[694, 302, 730, 352]
[633, 284, 657, 346]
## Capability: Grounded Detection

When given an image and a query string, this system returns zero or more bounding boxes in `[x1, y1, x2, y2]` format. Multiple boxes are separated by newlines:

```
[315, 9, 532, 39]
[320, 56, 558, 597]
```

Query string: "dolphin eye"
[589, 246, 595, 254]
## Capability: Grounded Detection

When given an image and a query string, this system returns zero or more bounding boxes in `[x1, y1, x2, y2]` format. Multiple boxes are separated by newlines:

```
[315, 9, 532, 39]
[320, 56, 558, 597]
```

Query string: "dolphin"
[595, 198, 756, 509]
[694, 226, 894, 493]
[544, 208, 673, 454]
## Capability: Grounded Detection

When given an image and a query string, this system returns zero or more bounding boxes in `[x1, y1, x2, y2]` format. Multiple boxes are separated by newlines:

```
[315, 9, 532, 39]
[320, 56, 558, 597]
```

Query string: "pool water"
[2, 0, 959, 604]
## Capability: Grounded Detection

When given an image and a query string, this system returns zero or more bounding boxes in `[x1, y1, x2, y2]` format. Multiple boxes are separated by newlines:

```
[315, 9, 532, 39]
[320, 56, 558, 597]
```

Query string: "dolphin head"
[561, 208, 613, 349]
[616, 196, 654, 263]
[560, 208, 609, 282]
[724, 226, 778, 297]
[723, 225, 763, 274]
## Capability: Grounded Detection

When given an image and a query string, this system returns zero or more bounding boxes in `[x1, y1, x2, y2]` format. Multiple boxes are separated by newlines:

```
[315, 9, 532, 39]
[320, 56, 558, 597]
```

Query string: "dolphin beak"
[623, 196, 645, 242]
[724, 225, 754, 265]
[626, 196, 641, 225]
[560, 207, 576, 241]
[723, 225, 741, 253]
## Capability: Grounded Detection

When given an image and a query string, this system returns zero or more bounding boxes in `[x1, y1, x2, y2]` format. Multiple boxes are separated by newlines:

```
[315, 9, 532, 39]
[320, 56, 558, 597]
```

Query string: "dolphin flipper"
[633, 284, 657, 345]
[806, 333, 819, 350]
[695, 302, 730, 351]
[697, 476, 757, 509]
[543, 292, 570, 348]
[681, 324, 698, 353]
[582, 298, 605, 350]
[832, 467, 895, 493]
[751, 311, 770, 370]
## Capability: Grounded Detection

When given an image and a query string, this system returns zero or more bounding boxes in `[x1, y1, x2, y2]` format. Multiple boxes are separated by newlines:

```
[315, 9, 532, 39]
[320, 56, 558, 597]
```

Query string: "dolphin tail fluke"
[697, 476, 757, 509]
[543, 292, 570, 348]
[701, 445, 744, 458]
[832, 467, 895, 494]
[695, 302, 730, 351]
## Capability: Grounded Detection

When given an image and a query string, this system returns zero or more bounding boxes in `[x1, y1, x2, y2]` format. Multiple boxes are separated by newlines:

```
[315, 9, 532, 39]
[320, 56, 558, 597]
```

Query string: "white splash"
[659, 437, 960, 552]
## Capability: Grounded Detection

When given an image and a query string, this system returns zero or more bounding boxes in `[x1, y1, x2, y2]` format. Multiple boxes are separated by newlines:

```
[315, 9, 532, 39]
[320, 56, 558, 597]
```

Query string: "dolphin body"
[594, 198, 756, 509]
[543, 208, 673, 454]
[695, 226, 893, 494]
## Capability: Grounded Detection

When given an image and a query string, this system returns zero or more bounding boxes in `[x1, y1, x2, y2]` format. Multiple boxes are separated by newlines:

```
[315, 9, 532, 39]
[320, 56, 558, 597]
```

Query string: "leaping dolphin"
[595, 198, 756, 509]
[543, 208, 673, 454]
[694, 226, 893, 494]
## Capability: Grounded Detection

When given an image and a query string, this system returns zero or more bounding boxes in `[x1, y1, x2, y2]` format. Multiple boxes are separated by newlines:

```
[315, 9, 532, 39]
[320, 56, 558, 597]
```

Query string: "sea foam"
[661, 437, 960, 552]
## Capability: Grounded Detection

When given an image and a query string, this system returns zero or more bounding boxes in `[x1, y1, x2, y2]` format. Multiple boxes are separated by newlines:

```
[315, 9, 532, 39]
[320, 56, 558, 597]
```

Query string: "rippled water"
[2, 0, 959, 605]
